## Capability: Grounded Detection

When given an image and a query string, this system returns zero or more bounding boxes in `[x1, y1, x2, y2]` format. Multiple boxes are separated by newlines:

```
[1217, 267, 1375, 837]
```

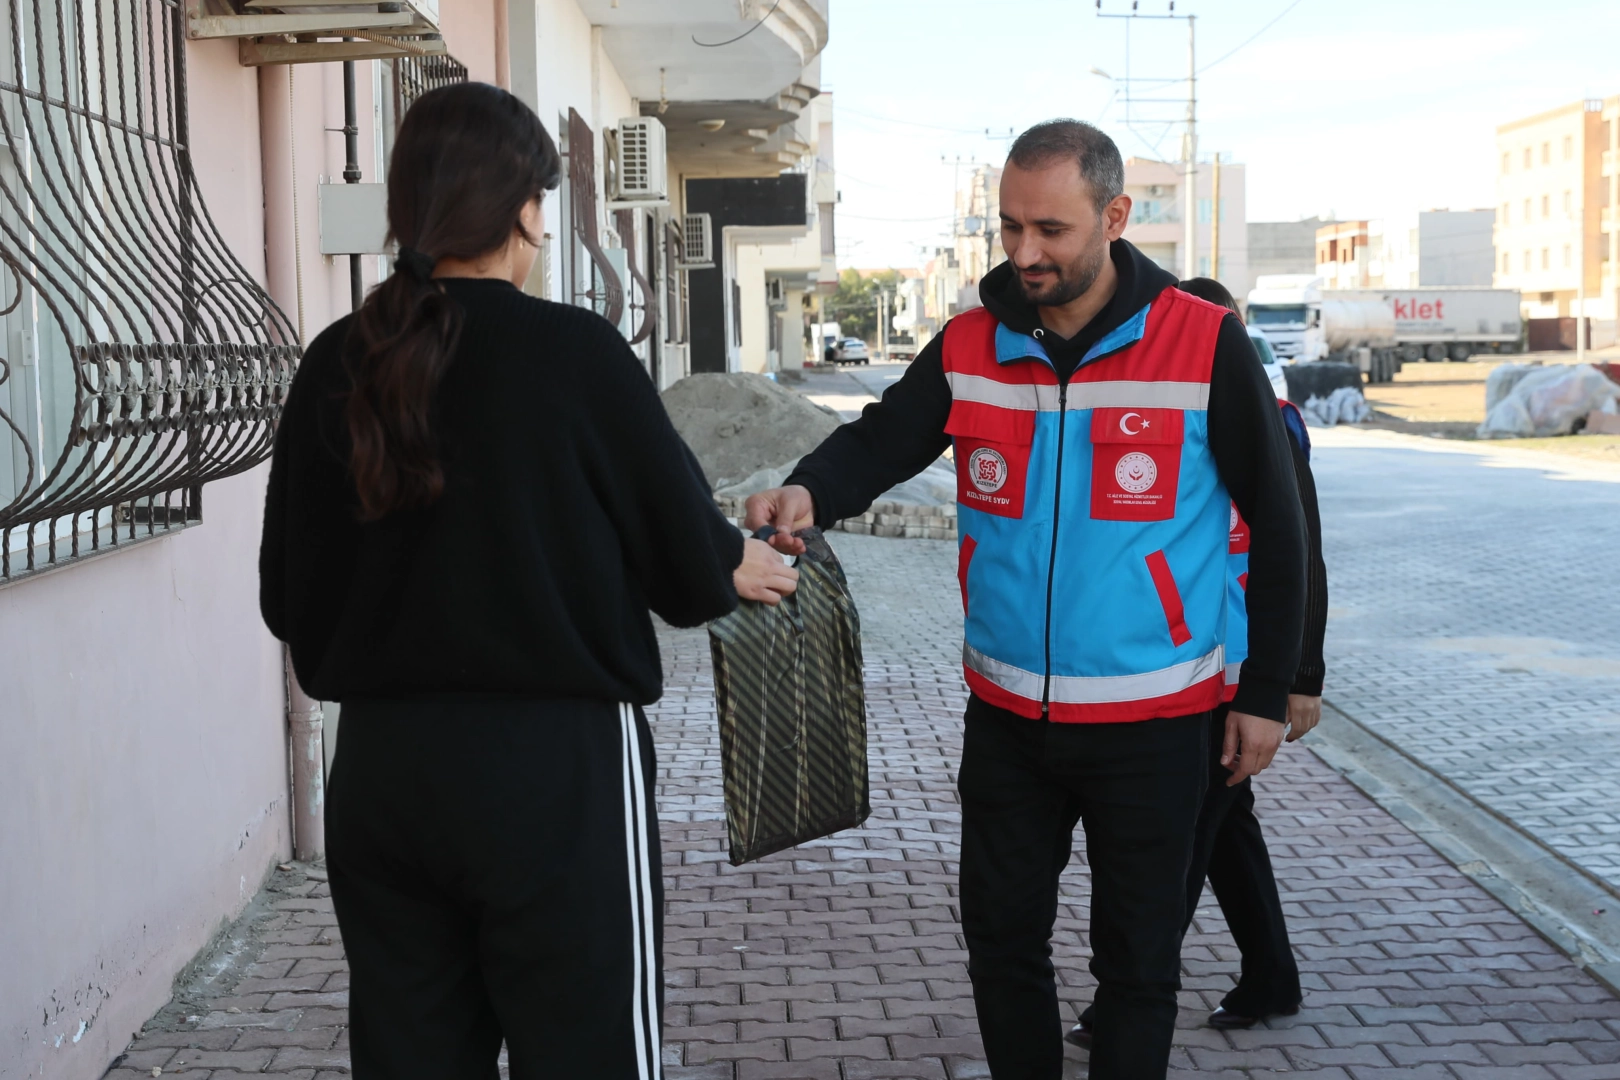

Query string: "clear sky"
[820, 0, 1620, 270]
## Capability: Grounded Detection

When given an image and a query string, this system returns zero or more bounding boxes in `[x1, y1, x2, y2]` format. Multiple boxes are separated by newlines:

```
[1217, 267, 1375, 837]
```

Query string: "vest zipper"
[1041, 378, 1067, 717]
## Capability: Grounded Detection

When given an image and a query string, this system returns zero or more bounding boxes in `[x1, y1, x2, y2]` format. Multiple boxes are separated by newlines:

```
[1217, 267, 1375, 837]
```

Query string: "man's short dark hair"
[1006, 119, 1125, 215]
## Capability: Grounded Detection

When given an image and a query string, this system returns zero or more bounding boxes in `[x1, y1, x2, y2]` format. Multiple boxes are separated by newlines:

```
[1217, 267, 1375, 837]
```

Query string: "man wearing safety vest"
[746, 120, 1306, 1080]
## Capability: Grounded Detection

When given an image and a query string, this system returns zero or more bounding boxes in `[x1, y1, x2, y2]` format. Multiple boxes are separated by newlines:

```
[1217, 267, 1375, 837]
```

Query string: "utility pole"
[1183, 15, 1197, 280]
[1210, 152, 1220, 281]
[877, 286, 889, 361]
[1096, 3, 1197, 278]
[1576, 161, 1587, 365]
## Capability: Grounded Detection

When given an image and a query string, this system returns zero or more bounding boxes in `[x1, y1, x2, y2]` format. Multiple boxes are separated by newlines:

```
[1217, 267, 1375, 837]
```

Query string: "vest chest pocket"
[1089, 407, 1184, 522]
[945, 400, 1034, 519]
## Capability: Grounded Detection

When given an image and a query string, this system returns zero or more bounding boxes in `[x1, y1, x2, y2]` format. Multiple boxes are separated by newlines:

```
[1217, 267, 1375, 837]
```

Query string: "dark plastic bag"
[708, 527, 870, 866]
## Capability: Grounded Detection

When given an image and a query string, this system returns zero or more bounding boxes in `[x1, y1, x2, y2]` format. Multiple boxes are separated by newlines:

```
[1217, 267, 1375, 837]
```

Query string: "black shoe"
[1063, 1019, 1093, 1050]
[1208, 1003, 1301, 1030]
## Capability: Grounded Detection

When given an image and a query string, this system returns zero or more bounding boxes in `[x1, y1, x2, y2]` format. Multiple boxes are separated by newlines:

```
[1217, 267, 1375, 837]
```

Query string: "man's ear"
[1102, 194, 1132, 242]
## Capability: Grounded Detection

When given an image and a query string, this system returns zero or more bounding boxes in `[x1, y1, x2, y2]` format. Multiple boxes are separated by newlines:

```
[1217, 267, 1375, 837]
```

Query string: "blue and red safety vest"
[942, 290, 1233, 723]
[1220, 398, 1310, 702]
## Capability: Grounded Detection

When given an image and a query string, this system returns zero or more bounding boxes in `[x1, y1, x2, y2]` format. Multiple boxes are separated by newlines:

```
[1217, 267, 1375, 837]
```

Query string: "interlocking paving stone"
[653, 530, 1620, 1077]
[118, 459, 1620, 1075]
[1309, 432, 1620, 893]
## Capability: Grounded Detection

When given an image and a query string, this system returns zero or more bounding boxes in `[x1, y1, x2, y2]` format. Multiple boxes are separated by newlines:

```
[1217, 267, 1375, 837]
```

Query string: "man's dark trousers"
[1198, 706, 1301, 1016]
[958, 696, 1208, 1080]
[1077, 706, 1302, 1031]
[1075, 712, 1302, 1036]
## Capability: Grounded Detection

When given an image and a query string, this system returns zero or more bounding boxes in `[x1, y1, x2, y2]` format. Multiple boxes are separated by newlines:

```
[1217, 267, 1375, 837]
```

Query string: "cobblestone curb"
[716, 496, 958, 541]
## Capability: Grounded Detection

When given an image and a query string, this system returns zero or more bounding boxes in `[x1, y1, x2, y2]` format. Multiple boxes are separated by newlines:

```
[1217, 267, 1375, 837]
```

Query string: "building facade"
[1120, 155, 1250, 299]
[1250, 217, 1337, 284]
[1316, 211, 1495, 290]
[1493, 96, 1619, 326]
[1, 3, 830, 1077]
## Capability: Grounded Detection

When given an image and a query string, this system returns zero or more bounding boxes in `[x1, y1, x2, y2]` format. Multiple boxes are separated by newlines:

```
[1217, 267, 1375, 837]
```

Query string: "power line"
[1118, 0, 1312, 91]
[1199, 0, 1309, 72]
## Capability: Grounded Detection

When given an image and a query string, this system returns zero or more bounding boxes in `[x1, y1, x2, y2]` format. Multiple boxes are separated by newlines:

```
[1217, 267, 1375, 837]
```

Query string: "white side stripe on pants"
[620, 703, 662, 1080]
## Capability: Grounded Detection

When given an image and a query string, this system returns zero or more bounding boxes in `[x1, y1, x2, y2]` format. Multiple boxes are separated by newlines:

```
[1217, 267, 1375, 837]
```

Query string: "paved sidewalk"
[111, 531, 1620, 1079]
[1309, 428, 1620, 894]
[657, 533, 1620, 1079]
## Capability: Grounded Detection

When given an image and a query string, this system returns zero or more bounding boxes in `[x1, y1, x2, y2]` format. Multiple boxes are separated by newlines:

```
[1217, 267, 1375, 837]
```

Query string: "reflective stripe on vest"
[943, 290, 1233, 723]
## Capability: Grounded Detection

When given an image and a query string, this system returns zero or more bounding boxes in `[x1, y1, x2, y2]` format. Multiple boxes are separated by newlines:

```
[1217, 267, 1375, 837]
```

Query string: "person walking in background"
[744, 120, 1306, 1080]
[258, 82, 794, 1079]
[1067, 275, 1328, 1048]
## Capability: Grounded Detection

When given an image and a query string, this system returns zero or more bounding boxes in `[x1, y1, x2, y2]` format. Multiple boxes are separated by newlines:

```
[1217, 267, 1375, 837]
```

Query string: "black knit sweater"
[259, 278, 744, 705]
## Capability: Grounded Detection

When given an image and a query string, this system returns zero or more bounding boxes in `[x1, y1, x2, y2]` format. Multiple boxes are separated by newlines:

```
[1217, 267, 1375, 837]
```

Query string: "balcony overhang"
[578, 0, 826, 173]
[576, 0, 826, 101]
[187, 1, 448, 66]
[648, 97, 810, 177]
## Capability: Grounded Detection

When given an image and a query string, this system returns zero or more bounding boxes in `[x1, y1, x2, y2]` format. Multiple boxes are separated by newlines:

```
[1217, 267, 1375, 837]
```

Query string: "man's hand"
[743, 485, 816, 556]
[1221, 710, 1287, 787]
[1285, 695, 1322, 743]
[733, 538, 799, 605]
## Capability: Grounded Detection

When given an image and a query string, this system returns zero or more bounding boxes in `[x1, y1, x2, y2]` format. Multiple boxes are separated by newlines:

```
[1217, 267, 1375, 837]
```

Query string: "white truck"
[1245, 276, 1522, 384]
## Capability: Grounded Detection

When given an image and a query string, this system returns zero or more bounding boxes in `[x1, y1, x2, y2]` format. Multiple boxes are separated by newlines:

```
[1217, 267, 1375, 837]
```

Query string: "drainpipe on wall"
[287, 663, 326, 860]
[276, 62, 324, 861]
[343, 57, 363, 311]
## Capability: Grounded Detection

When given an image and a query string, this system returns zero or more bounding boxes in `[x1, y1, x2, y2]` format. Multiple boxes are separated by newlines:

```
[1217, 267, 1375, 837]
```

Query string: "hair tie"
[396, 246, 436, 281]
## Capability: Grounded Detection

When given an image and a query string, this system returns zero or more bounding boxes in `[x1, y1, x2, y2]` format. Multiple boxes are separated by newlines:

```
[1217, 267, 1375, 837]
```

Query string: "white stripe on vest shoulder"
[946, 371, 1209, 412]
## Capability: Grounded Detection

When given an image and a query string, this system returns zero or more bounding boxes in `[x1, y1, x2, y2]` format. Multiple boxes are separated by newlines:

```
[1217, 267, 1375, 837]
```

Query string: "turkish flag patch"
[1089, 408, 1183, 522]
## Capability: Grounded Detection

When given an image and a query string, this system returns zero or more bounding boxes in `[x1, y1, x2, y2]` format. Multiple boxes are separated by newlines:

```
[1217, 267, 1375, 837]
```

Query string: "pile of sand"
[661, 373, 842, 489]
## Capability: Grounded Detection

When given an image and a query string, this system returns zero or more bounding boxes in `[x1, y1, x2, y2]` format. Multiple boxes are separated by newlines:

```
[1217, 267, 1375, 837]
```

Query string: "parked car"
[1248, 327, 1290, 402]
[837, 338, 870, 365]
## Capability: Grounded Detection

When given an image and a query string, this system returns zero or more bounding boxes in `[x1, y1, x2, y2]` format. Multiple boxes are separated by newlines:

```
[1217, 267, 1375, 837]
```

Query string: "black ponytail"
[346, 82, 561, 520]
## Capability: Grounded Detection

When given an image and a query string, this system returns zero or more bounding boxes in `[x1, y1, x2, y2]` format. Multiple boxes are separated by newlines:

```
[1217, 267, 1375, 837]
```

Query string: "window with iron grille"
[392, 51, 468, 127]
[564, 108, 623, 326]
[0, 0, 298, 584]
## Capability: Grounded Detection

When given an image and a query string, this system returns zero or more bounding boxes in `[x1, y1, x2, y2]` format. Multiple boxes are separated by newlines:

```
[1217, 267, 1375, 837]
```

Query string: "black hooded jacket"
[786, 240, 1306, 723]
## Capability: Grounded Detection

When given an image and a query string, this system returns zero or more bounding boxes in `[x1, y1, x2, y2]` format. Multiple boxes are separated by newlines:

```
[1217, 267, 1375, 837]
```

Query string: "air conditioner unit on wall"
[609, 117, 669, 203]
[678, 213, 714, 269]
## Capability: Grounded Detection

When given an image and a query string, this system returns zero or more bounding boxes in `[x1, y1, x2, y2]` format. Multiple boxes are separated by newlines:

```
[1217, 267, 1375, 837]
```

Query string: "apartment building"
[1120, 155, 1251, 299]
[1493, 96, 1619, 325]
[1316, 211, 1495, 290]
[1, 3, 828, 1077]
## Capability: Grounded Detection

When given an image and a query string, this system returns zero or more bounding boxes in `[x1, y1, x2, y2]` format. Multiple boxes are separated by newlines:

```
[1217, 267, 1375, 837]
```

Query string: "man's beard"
[1016, 239, 1108, 308]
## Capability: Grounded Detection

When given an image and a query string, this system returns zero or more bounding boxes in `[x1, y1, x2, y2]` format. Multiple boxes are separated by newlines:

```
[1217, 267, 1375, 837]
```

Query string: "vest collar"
[992, 301, 1153, 370]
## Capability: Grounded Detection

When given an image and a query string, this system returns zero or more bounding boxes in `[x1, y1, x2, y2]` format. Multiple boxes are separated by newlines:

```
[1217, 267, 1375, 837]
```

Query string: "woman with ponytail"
[259, 82, 794, 1078]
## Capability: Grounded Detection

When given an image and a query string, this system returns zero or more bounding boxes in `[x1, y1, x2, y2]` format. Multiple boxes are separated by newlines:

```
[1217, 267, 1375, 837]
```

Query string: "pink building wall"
[0, 35, 366, 1079]
[1, 9, 501, 1074]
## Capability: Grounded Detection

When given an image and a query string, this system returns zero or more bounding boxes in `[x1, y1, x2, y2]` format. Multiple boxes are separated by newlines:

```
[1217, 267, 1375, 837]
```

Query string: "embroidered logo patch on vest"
[1089, 407, 1184, 522]
[1115, 452, 1158, 494]
[968, 447, 1008, 493]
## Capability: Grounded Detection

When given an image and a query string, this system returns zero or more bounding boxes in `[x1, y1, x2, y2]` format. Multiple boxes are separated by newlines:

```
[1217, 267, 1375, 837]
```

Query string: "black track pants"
[957, 696, 1208, 1080]
[326, 697, 664, 1080]
[1079, 707, 1301, 1026]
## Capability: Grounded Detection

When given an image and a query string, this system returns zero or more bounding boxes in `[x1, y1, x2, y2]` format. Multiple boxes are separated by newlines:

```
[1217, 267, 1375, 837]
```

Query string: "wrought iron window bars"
[566, 108, 624, 328]
[0, 0, 297, 584]
[393, 49, 466, 128]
